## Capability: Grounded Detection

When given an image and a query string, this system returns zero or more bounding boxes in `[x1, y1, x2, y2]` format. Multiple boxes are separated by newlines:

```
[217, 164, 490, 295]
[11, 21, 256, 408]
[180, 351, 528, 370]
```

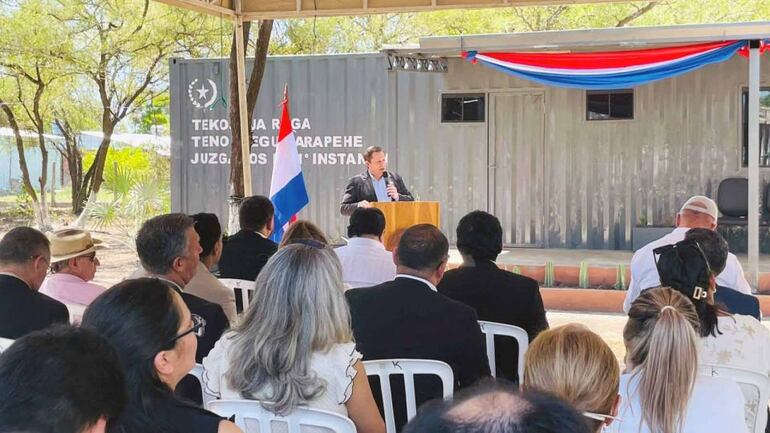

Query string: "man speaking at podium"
[340, 146, 413, 216]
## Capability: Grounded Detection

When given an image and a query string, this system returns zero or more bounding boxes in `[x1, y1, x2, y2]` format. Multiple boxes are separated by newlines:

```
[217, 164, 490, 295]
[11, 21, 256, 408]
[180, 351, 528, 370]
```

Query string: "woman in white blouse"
[610, 287, 747, 433]
[656, 230, 770, 378]
[203, 242, 385, 433]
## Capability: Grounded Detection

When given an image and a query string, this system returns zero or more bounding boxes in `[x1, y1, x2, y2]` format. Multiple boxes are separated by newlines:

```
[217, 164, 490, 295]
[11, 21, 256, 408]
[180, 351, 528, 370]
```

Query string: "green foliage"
[134, 93, 170, 134]
[269, 0, 770, 54]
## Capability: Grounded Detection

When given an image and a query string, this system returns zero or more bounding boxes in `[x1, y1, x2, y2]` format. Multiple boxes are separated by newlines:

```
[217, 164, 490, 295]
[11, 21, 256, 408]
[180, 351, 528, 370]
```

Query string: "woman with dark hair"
[437, 210, 548, 383]
[81, 278, 242, 433]
[656, 237, 770, 383]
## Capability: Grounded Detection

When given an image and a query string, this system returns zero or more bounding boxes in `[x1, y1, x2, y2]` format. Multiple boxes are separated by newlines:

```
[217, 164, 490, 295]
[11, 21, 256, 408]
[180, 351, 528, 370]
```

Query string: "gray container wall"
[171, 53, 770, 249]
[170, 54, 392, 241]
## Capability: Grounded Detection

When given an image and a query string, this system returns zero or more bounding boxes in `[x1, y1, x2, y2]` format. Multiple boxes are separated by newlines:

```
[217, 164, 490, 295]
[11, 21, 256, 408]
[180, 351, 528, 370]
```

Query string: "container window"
[586, 89, 634, 121]
[441, 94, 485, 123]
[741, 87, 770, 167]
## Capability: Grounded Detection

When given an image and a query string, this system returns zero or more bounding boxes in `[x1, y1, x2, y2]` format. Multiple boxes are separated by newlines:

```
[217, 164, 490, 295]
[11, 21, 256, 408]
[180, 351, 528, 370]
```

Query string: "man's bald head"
[403, 385, 590, 433]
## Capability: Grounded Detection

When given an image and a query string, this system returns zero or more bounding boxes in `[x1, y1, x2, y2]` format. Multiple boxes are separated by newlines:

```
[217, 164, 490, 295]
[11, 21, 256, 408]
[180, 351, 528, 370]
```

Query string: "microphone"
[383, 171, 396, 201]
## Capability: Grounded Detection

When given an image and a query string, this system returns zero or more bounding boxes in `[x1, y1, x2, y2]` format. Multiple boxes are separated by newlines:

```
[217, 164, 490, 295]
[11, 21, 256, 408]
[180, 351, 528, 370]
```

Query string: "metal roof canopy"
[155, 0, 628, 20]
[384, 21, 770, 56]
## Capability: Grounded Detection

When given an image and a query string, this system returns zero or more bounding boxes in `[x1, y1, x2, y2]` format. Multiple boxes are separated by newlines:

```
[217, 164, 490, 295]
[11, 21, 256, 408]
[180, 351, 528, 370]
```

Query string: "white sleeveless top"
[202, 333, 362, 416]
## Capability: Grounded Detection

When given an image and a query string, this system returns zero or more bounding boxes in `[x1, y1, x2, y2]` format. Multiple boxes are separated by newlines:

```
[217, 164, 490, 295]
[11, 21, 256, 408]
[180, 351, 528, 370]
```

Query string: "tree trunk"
[0, 100, 51, 229]
[75, 125, 114, 227]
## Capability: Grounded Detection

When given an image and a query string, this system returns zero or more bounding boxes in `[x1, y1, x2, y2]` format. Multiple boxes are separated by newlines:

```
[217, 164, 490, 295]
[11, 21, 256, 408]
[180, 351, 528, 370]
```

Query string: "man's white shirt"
[623, 227, 752, 312]
[334, 237, 397, 288]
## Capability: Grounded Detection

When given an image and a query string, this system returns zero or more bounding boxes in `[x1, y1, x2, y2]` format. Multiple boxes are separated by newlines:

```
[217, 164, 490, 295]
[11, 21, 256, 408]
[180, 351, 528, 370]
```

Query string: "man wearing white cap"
[623, 195, 752, 313]
[40, 229, 106, 323]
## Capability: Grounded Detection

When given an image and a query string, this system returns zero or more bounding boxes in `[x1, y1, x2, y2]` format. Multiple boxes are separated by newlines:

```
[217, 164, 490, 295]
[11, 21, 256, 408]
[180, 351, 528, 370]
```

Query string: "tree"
[0, 0, 74, 230]
[54, 0, 220, 225]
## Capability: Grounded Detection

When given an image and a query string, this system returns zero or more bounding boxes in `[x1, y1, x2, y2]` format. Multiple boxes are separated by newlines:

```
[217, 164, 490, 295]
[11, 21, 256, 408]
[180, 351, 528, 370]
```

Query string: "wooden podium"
[371, 201, 440, 250]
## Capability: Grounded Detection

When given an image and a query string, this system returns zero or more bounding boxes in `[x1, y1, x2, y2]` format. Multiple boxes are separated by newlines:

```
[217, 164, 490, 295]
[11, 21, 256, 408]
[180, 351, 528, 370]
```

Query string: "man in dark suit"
[346, 224, 489, 429]
[135, 213, 229, 362]
[219, 195, 278, 283]
[0, 227, 69, 339]
[684, 228, 762, 320]
[438, 211, 548, 384]
[340, 146, 414, 216]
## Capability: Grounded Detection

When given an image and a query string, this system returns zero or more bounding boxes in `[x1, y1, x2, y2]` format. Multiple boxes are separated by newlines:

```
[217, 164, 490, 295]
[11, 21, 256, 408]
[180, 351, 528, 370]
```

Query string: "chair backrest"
[700, 363, 770, 433]
[363, 359, 454, 433]
[188, 363, 218, 407]
[0, 337, 14, 352]
[207, 399, 356, 433]
[478, 320, 529, 382]
[219, 278, 257, 311]
[718, 177, 748, 218]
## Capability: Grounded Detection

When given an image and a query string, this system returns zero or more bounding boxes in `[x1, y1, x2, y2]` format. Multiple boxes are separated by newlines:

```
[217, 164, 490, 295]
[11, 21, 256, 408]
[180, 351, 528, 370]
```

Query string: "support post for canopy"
[748, 40, 761, 290]
[234, 1, 253, 196]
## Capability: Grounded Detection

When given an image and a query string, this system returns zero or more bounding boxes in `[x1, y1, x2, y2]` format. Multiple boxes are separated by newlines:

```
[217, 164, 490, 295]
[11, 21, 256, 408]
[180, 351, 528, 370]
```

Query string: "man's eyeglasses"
[171, 314, 206, 342]
[78, 252, 97, 263]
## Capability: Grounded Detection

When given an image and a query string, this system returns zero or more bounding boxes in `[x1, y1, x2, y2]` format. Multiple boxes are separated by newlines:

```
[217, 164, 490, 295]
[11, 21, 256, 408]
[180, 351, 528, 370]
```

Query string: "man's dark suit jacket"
[437, 260, 549, 384]
[219, 229, 278, 281]
[715, 285, 761, 320]
[218, 229, 277, 312]
[0, 274, 69, 339]
[340, 171, 414, 216]
[175, 289, 230, 405]
[346, 277, 489, 429]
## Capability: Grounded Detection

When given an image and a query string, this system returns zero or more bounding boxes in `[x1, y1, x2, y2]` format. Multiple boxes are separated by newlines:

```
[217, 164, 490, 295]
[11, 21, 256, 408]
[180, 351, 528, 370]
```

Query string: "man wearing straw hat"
[40, 229, 106, 323]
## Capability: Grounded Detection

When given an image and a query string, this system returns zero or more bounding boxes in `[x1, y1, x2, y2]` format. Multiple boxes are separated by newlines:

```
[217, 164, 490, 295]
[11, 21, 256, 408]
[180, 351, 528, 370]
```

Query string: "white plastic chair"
[364, 359, 454, 433]
[477, 320, 529, 382]
[699, 363, 770, 433]
[0, 337, 13, 352]
[188, 363, 218, 407]
[207, 399, 356, 433]
[219, 278, 257, 312]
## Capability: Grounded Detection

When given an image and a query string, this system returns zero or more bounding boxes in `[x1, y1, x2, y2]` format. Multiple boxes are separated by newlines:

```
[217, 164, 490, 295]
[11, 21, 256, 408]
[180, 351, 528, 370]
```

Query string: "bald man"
[403, 385, 590, 433]
[623, 195, 751, 313]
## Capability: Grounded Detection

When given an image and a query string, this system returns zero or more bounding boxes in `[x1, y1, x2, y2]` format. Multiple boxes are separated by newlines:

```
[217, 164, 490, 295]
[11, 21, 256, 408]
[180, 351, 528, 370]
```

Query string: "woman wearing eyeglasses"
[202, 243, 385, 433]
[523, 324, 620, 433]
[609, 287, 747, 433]
[81, 278, 243, 433]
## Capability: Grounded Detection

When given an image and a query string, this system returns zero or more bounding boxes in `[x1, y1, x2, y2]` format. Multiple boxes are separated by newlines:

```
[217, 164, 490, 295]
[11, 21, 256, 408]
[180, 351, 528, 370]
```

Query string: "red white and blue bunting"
[462, 40, 767, 90]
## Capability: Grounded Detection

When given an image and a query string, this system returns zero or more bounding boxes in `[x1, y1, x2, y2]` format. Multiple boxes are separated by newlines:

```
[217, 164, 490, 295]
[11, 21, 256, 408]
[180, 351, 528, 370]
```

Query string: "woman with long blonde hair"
[611, 287, 746, 433]
[524, 324, 620, 433]
[202, 243, 385, 433]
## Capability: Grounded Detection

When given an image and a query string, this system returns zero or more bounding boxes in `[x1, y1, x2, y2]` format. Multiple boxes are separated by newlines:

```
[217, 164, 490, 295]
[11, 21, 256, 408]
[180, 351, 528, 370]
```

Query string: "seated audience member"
[135, 213, 229, 361]
[335, 207, 396, 288]
[656, 235, 770, 382]
[438, 210, 548, 382]
[611, 287, 747, 433]
[40, 228, 106, 323]
[0, 227, 68, 338]
[278, 219, 330, 247]
[524, 324, 620, 433]
[203, 244, 385, 433]
[403, 384, 591, 433]
[219, 195, 277, 282]
[346, 224, 490, 429]
[82, 278, 243, 433]
[0, 326, 126, 433]
[684, 228, 760, 319]
[187, 213, 237, 324]
[624, 195, 751, 313]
